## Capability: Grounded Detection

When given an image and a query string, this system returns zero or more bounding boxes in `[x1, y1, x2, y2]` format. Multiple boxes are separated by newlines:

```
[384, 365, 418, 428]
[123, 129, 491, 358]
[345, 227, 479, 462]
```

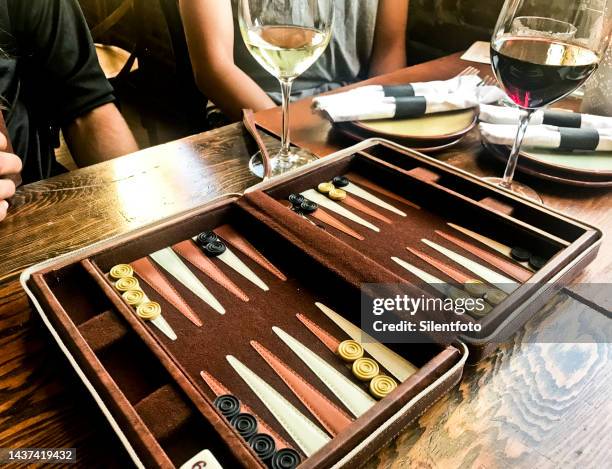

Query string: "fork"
[456, 66, 480, 78]
[478, 75, 498, 87]
[455, 66, 498, 88]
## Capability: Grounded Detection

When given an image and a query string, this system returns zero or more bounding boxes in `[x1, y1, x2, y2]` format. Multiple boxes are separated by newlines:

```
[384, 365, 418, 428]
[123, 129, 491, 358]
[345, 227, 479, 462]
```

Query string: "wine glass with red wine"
[488, 1, 612, 201]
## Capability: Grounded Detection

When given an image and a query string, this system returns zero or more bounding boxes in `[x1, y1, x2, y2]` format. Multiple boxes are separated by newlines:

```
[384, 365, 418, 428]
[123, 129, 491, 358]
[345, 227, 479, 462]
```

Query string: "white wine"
[243, 25, 330, 79]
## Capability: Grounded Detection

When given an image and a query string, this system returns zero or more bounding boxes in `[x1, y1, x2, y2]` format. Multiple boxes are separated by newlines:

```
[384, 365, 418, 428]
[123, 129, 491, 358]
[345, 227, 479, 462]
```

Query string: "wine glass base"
[483, 177, 542, 203]
[249, 149, 318, 179]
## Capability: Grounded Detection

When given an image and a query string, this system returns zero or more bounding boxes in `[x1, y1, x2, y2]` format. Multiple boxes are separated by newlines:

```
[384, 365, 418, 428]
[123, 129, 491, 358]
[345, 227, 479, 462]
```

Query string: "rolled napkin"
[479, 104, 612, 130]
[318, 86, 506, 123]
[313, 75, 482, 110]
[479, 123, 612, 152]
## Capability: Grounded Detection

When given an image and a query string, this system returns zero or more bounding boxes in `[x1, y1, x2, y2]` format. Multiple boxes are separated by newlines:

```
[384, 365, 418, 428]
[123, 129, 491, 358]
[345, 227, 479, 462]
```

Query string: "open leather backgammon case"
[21, 140, 601, 468]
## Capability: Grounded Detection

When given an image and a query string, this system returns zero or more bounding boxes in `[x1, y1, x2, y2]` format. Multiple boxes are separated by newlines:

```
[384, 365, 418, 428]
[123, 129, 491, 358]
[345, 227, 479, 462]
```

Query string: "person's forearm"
[179, 0, 275, 121]
[64, 103, 139, 168]
[369, 0, 409, 77]
[196, 62, 276, 121]
[369, 46, 407, 77]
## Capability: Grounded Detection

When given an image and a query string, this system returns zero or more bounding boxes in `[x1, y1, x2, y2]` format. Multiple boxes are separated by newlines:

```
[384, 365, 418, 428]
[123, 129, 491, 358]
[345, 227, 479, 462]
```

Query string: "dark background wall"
[407, 0, 504, 63]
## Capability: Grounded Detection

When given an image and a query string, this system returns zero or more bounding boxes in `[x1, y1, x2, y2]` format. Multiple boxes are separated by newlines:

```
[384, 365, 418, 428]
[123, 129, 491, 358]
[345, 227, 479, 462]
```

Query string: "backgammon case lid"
[246, 138, 602, 357]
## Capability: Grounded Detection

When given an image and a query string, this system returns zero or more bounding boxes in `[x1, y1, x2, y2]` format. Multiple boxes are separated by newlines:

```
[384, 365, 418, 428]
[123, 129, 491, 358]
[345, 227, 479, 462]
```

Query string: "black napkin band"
[543, 111, 582, 128]
[394, 97, 427, 118]
[558, 128, 599, 151]
[382, 84, 415, 98]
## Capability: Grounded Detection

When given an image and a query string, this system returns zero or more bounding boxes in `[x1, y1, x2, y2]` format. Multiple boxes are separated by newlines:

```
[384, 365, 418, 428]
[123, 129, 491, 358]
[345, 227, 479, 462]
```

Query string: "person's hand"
[0, 132, 22, 222]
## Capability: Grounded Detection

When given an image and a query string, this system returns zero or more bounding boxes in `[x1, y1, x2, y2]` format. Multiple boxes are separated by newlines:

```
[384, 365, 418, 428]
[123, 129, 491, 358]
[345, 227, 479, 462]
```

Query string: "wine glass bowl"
[485, 1, 612, 201]
[242, 25, 331, 80]
[238, 0, 334, 178]
[492, 17, 597, 109]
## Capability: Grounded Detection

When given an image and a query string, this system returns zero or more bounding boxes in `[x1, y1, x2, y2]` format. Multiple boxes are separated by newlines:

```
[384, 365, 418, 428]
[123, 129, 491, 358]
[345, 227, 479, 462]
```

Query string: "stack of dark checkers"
[22, 140, 602, 468]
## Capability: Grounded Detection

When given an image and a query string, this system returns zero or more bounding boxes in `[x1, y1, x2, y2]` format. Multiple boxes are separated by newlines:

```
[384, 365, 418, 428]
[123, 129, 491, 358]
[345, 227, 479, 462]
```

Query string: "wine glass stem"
[501, 109, 534, 189]
[278, 77, 294, 162]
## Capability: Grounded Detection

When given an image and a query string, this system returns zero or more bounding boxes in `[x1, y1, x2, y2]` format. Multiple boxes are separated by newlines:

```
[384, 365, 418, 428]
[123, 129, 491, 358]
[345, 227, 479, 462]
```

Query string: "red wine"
[491, 37, 599, 109]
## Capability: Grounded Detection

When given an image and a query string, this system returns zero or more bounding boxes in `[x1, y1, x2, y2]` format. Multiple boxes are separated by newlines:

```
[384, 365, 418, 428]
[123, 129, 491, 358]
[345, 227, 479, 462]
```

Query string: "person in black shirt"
[0, 0, 138, 222]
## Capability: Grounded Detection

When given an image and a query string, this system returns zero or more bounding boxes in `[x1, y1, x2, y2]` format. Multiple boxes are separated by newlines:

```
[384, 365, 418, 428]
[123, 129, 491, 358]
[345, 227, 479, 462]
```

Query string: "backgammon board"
[21, 140, 601, 468]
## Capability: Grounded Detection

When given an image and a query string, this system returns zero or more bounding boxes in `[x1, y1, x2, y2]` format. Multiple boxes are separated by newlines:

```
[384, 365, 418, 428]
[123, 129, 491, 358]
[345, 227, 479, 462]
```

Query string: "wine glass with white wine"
[238, 0, 334, 178]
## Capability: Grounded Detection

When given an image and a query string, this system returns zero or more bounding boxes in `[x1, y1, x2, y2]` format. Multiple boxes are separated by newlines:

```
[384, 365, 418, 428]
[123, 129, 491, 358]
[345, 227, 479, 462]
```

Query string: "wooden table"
[0, 53, 610, 468]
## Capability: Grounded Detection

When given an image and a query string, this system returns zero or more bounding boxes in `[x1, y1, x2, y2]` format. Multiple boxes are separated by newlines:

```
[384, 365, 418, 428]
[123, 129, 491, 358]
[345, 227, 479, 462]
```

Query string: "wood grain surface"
[365, 294, 612, 469]
[0, 280, 132, 468]
[0, 52, 609, 468]
[0, 124, 267, 284]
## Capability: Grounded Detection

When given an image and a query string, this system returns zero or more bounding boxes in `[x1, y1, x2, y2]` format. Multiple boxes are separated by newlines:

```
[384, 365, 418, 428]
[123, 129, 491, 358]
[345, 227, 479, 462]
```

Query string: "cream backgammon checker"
[108, 264, 178, 340]
[273, 327, 376, 417]
[129, 256, 205, 327]
[315, 182, 392, 224]
[296, 313, 399, 399]
[333, 175, 411, 216]
[103, 224, 288, 344]
[280, 173, 421, 244]
[314, 303, 418, 382]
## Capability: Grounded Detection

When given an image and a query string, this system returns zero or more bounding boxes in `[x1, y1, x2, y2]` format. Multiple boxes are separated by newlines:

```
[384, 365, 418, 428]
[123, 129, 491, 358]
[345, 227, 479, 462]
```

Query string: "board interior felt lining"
[92, 320, 250, 467]
[32, 264, 253, 468]
[39, 199, 458, 468]
[359, 144, 588, 244]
